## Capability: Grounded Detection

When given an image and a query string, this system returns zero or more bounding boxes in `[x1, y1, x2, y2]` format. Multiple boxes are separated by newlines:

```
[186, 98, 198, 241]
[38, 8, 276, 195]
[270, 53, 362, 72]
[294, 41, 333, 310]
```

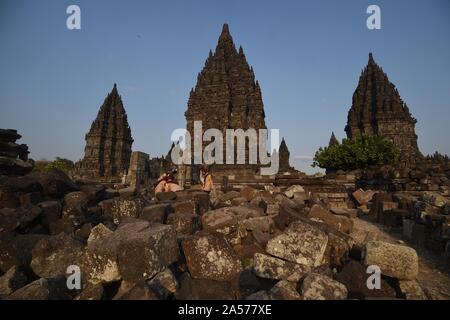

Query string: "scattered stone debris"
[2, 162, 445, 300]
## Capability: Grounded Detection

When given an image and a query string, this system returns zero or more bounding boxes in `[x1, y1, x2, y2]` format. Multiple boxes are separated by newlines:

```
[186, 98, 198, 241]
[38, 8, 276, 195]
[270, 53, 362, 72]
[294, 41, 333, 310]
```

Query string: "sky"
[0, 0, 449, 174]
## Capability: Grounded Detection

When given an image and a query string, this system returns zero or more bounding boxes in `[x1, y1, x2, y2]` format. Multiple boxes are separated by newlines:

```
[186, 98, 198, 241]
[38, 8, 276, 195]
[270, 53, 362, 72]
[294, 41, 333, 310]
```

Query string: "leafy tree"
[46, 157, 74, 173]
[312, 135, 397, 171]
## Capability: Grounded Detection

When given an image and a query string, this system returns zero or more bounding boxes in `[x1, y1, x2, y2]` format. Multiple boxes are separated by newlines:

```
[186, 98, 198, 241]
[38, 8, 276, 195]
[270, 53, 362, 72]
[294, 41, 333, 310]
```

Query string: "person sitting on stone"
[199, 164, 213, 193]
[154, 173, 168, 193]
[164, 172, 182, 192]
[154, 167, 183, 193]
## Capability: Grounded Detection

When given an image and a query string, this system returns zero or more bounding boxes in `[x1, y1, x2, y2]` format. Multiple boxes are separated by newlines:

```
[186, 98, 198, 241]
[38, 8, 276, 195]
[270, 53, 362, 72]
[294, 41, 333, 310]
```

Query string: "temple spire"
[279, 137, 293, 172]
[216, 23, 236, 54]
[328, 132, 339, 147]
[110, 83, 119, 98]
[368, 52, 375, 64]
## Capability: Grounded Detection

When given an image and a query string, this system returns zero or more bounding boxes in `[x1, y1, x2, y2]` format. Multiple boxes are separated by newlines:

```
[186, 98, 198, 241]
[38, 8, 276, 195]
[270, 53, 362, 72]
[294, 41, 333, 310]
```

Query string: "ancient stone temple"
[184, 24, 269, 186]
[279, 138, 294, 173]
[345, 53, 422, 166]
[328, 132, 339, 147]
[78, 84, 133, 182]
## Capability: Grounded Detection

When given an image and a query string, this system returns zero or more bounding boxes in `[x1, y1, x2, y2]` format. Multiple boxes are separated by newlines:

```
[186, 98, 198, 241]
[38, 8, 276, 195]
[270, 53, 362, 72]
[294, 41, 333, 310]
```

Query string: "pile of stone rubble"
[356, 188, 450, 259]
[0, 168, 433, 300]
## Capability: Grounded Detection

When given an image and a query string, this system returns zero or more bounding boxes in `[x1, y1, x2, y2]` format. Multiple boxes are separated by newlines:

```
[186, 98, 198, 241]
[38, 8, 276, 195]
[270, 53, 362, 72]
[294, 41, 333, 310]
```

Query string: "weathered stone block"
[253, 253, 310, 282]
[172, 200, 196, 215]
[331, 208, 357, 219]
[30, 233, 84, 278]
[5, 276, 71, 300]
[0, 233, 48, 273]
[28, 169, 79, 198]
[116, 223, 179, 282]
[156, 191, 177, 201]
[38, 201, 62, 228]
[352, 188, 375, 206]
[269, 280, 301, 300]
[364, 241, 418, 280]
[284, 185, 305, 199]
[266, 220, 328, 267]
[85, 221, 178, 284]
[18, 192, 42, 207]
[240, 186, 258, 202]
[309, 204, 353, 234]
[147, 268, 178, 299]
[174, 273, 234, 300]
[64, 191, 88, 208]
[87, 223, 113, 245]
[182, 230, 242, 282]
[334, 260, 396, 299]
[0, 266, 27, 298]
[76, 283, 105, 300]
[301, 273, 347, 300]
[399, 280, 427, 300]
[111, 197, 145, 224]
[140, 204, 171, 224]
[421, 191, 447, 208]
[244, 290, 271, 300]
[166, 212, 201, 236]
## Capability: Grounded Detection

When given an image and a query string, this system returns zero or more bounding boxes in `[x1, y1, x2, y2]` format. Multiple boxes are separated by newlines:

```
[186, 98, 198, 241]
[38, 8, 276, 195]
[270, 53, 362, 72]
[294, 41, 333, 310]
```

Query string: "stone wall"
[356, 162, 450, 194]
[124, 151, 150, 188]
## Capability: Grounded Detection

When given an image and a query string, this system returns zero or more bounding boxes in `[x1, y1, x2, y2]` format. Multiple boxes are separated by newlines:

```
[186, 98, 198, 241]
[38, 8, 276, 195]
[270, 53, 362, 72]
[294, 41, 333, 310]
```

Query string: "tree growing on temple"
[312, 135, 397, 171]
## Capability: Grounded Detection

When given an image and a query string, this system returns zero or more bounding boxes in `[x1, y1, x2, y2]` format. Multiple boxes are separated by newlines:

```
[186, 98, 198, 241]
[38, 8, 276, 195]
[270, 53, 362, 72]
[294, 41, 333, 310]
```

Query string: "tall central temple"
[184, 24, 270, 185]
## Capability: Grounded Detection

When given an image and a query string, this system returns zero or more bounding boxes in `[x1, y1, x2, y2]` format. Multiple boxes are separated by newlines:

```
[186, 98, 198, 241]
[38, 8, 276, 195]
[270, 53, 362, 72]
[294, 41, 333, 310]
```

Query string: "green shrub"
[33, 157, 74, 173]
[312, 135, 397, 171]
[33, 160, 49, 172]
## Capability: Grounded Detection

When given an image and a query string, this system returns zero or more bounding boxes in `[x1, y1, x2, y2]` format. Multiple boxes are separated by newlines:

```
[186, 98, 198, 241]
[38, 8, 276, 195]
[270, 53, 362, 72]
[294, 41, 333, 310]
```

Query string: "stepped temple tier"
[345, 53, 422, 167]
[73, 84, 133, 183]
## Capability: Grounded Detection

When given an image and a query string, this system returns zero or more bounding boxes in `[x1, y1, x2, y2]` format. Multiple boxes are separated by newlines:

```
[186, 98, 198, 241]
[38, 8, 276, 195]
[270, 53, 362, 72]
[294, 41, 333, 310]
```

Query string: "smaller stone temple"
[345, 53, 422, 167]
[279, 138, 294, 173]
[328, 132, 339, 147]
[76, 84, 133, 183]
